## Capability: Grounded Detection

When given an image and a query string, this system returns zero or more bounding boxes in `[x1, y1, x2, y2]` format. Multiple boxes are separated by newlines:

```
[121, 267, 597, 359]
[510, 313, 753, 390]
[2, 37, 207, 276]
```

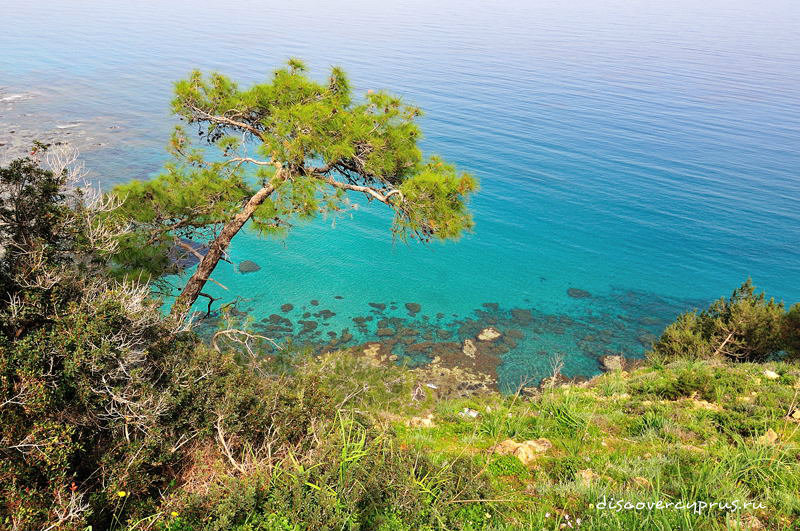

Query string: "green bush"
[162, 432, 492, 531]
[650, 279, 785, 362]
[784, 304, 800, 358]
[0, 155, 327, 530]
[629, 363, 712, 400]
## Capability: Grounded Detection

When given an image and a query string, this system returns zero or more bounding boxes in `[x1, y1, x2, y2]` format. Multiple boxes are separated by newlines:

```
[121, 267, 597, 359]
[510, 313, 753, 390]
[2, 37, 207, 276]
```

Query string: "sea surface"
[2, 0, 799, 389]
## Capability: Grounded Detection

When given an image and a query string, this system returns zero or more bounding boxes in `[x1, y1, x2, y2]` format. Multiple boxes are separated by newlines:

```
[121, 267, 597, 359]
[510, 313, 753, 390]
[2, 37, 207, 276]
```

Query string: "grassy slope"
[388, 358, 800, 530]
[156, 353, 800, 531]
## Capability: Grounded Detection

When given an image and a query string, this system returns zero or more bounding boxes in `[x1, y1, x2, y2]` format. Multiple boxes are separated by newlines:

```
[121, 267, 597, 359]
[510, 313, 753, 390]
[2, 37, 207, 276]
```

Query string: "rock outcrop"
[493, 438, 552, 465]
[600, 355, 624, 372]
[477, 327, 502, 341]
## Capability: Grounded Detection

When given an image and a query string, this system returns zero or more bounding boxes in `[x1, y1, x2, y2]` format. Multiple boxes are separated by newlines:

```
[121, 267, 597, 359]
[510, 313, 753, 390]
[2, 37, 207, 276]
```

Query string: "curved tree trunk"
[170, 183, 276, 318]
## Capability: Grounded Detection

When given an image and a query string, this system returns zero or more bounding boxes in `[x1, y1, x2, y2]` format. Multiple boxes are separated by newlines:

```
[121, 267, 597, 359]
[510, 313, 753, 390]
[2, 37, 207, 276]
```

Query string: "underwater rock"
[407, 341, 434, 354]
[298, 320, 318, 334]
[457, 321, 477, 338]
[262, 324, 291, 334]
[506, 329, 524, 340]
[639, 316, 662, 326]
[267, 314, 292, 327]
[637, 333, 658, 347]
[567, 288, 592, 299]
[477, 327, 502, 342]
[315, 309, 336, 319]
[502, 337, 518, 350]
[228, 307, 248, 318]
[368, 302, 386, 311]
[340, 330, 353, 343]
[238, 260, 261, 273]
[280, 303, 294, 313]
[310, 299, 319, 306]
[405, 302, 421, 315]
[511, 308, 533, 325]
[482, 302, 499, 312]
[436, 329, 453, 340]
[376, 328, 395, 337]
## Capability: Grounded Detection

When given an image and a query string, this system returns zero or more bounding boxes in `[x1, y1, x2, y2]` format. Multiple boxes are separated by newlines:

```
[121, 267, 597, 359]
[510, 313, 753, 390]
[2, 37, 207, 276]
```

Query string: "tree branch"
[314, 173, 403, 205]
[186, 104, 265, 140]
[224, 156, 274, 167]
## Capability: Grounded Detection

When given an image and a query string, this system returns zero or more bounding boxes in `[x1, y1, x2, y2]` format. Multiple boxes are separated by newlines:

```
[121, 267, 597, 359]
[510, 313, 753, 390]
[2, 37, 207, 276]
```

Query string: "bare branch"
[315, 173, 403, 205]
[211, 328, 282, 356]
[186, 104, 265, 140]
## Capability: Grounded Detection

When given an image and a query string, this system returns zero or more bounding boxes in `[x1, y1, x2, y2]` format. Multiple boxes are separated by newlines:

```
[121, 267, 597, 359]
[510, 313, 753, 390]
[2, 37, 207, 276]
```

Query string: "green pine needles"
[113, 60, 478, 316]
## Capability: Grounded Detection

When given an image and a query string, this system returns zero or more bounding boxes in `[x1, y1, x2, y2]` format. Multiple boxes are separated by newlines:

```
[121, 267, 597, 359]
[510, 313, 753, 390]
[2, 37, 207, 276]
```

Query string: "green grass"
[385, 358, 800, 530]
[127, 355, 799, 531]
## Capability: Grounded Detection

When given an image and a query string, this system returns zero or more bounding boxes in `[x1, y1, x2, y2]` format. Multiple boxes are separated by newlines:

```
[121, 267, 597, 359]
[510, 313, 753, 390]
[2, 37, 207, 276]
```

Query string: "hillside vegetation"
[1, 154, 799, 531]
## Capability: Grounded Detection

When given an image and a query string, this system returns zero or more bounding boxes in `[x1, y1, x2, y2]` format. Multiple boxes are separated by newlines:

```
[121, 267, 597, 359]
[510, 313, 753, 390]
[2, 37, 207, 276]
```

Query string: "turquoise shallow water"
[2, 0, 799, 389]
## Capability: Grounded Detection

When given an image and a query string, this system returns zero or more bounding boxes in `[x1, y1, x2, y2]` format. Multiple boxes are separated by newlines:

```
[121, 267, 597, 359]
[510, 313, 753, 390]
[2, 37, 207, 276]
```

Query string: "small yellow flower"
[171, 512, 179, 517]
[117, 491, 127, 497]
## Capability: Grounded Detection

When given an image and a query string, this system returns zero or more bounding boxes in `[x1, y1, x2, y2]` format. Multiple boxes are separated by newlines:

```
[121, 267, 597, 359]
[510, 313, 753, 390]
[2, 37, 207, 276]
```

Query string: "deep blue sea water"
[2, 0, 799, 389]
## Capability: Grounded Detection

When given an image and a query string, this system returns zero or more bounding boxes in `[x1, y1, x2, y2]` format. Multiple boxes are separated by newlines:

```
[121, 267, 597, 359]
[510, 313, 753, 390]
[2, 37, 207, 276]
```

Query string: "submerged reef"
[192, 287, 702, 391]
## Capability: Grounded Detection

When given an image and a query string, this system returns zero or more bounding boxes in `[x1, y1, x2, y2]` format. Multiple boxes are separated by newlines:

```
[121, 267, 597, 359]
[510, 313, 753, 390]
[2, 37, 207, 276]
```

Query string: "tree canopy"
[114, 60, 478, 316]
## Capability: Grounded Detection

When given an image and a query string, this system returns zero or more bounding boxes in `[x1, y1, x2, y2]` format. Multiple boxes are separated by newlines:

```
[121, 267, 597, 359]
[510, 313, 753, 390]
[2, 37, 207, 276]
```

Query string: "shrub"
[784, 304, 800, 358]
[162, 431, 493, 531]
[650, 279, 785, 362]
[648, 312, 712, 361]
[0, 154, 319, 530]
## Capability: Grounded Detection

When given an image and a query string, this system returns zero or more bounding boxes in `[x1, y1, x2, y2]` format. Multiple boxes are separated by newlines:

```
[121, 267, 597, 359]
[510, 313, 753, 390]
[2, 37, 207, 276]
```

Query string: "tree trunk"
[170, 183, 276, 318]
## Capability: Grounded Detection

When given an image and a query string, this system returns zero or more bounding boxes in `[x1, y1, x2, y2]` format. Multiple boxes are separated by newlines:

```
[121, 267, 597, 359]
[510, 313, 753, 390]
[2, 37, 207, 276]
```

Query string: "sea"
[2, 0, 799, 390]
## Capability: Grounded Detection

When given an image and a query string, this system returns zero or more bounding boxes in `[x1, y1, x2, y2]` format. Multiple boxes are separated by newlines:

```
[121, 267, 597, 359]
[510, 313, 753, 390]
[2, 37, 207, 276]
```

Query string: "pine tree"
[114, 60, 477, 317]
